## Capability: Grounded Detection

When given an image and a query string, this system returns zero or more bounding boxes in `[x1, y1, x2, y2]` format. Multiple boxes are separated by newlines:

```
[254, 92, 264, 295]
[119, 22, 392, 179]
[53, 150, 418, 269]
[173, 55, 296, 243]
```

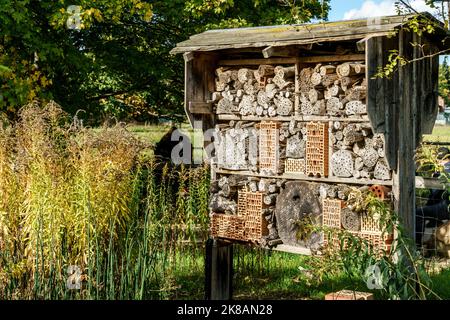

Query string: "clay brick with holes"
[259, 121, 280, 174]
[243, 191, 269, 242]
[369, 185, 391, 200]
[210, 213, 246, 241]
[306, 122, 329, 177]
[359, 232, 393, 255]
[284, 158, 306, 174]
[360, 214, 383, 234]
[322, 199, 343, 228]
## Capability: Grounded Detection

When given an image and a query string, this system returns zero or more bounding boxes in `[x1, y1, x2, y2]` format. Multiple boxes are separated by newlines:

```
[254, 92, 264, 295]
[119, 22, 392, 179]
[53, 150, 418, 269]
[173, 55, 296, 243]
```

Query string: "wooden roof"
[171, 13, 446, 54]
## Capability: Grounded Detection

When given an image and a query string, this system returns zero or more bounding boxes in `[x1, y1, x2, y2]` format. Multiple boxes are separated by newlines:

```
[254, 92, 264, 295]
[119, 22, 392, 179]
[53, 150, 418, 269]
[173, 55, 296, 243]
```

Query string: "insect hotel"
[171, 13, 448, 299]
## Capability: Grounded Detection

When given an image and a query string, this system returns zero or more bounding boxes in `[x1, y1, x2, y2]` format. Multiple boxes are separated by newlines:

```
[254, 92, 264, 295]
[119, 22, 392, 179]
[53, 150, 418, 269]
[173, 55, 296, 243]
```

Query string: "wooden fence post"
[205, 239, 233, 300]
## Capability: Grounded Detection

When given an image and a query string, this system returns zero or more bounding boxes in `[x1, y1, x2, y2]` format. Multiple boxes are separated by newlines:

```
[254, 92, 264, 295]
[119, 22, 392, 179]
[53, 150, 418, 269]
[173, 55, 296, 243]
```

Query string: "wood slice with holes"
[275, 66, 295, 79]
[322, 74, 340, 87]
[326, 97, 343, 116]
[286, 134, 306, 159]
[320, 65, 336, 76]
[310, 72, 322, 86]
[362, 147, 379, 169]
[341, 208, 361, 231]
[331, 150, 354, 178]
[238, 68, 254, 83]
[258, 64, 275, 77]
[374, 159, 391, 180]
[326, 84, 343, 99]
[336, 63, 356, 77]
[312, 100, 326, 116]
[352, 63, 366, 74]
[257, 90, 270, 108]
[308, 88, 324, 104]
[266, 83, 277, 99]
[217, 98, 234, 114]
[275, 97, 293, 116]
[343, 124, 364, 145]
[301, 101, 314, 116]
[239, 95, 254, 116]
[345, 101, 367, 116]
[243, 81, 256, 95]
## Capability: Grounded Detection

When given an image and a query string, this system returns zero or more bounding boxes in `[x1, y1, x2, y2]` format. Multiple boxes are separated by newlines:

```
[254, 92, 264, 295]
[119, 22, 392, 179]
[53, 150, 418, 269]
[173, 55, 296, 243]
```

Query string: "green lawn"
[171, 249, 450, 300]
[127, 123, 193, 144]
[423, 125, 450, 143]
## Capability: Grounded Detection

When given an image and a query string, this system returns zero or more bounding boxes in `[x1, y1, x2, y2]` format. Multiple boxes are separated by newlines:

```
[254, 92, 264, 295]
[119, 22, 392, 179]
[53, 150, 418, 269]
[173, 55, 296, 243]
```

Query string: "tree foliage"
[0, 0, 330, 122]
[440, 57, 450, 105]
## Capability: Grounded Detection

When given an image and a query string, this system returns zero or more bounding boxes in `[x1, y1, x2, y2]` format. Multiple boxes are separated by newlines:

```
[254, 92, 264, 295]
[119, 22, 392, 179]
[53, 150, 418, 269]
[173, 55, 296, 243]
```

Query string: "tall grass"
[0, 101, 209, 300]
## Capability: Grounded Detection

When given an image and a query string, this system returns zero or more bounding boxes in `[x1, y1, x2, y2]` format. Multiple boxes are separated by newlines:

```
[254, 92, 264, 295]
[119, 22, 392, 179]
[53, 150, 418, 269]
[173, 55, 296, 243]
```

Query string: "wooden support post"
[205, 239, 233, 300]
[393, 29, 416, 241]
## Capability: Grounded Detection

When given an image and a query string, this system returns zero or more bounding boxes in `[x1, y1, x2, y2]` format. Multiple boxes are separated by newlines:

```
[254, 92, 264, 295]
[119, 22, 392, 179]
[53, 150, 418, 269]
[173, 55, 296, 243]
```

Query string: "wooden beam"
[215, 169, 393, 186]
[271, 245, 312, 255]
[262, 44, 313, 58]
[297, 54, 365, 63]
[217, 114, 370, 123]
[183, 51, 195, 62]
[189, 101, 213, 114]
[219, 57, 297, 66]
[415, 177, 447, 190]
[357, 36, 371, 52]
[218, 54, 365, 66]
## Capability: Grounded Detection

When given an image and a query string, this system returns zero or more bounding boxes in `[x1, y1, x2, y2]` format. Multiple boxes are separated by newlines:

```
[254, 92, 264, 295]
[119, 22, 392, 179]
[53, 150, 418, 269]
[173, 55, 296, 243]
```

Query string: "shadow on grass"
[430, 268, 450, 299]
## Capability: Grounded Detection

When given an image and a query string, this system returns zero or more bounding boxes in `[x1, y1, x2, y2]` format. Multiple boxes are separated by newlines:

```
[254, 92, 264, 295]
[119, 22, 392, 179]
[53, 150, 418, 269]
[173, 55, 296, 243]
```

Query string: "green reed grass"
[0, 101, 210, 300]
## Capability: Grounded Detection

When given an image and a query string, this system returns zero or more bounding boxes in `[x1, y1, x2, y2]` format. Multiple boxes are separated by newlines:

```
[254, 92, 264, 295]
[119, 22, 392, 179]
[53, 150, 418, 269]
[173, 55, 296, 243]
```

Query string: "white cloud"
[343, 0, 435, 20]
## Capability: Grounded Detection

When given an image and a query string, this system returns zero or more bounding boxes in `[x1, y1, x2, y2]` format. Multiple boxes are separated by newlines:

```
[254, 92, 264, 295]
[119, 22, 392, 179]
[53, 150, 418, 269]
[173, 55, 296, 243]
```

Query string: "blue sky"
[329, 0, 366, 21]
[327, 0, 448, 62]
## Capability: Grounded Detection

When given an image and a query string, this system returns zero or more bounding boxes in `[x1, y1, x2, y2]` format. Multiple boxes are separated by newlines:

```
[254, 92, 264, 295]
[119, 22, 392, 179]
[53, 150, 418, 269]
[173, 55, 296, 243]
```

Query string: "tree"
[440, 57, 450, 105]
[0, 0, 330, 122]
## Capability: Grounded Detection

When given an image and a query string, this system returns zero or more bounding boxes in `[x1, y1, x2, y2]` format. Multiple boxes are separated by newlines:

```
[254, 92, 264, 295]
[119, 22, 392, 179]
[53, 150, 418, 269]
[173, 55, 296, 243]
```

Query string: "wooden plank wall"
[367, 31, 440, 240]
[184, 53, 217, 160]
[366, 36, 399, 170]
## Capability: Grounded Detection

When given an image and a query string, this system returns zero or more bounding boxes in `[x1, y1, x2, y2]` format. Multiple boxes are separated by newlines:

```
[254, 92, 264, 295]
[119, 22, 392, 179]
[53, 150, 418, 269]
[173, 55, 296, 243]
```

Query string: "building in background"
[436, 96, 450, 126]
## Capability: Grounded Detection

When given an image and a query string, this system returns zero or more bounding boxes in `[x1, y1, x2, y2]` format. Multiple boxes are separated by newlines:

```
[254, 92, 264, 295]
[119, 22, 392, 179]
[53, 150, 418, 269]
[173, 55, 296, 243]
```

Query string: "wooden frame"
[173, 13, 446, 300]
